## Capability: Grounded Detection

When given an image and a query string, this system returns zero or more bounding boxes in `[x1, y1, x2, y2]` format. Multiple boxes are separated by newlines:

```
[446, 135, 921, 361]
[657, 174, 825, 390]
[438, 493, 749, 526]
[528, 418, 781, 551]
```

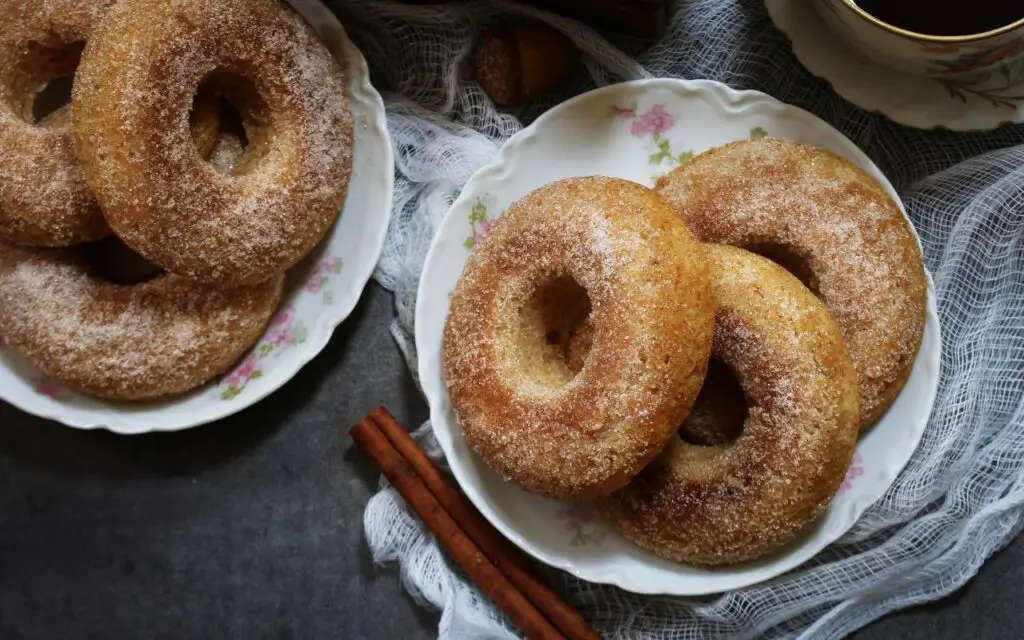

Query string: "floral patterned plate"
[415, 78, 942, 595]
[0, 0, 394, 434]
[767, 0, 1024, 131]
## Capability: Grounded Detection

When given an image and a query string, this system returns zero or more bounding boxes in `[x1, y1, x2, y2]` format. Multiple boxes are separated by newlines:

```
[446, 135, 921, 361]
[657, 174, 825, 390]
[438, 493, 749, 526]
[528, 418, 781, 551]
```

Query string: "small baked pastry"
[598, 244, 860, 566]
[0, 0, 115, 246]
[657, 138, 926, 430]
[0, 241, 284, 401]
[72, 0, 354, 286]
[443, 177, 715, 500]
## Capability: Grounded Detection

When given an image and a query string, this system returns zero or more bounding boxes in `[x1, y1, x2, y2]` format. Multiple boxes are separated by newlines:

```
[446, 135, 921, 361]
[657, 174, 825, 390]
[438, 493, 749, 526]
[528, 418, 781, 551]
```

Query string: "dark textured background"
[1, 284, 1021, 639]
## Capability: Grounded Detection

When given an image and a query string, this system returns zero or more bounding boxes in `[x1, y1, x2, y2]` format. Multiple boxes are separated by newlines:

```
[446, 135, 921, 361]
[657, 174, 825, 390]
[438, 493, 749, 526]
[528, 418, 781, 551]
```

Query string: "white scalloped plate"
[416, 79, 942, 595]
[0, 0, 394, 434]
[767, 0, 1024, 131]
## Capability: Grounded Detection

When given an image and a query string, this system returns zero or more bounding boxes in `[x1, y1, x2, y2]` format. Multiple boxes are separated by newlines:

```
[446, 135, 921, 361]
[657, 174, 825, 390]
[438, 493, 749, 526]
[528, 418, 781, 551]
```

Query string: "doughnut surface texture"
[656, 138, 926, 430]
[0, 0, 114, 246]
[598, 245, 860, 566]
[72, 0, 354, 286]
[0, 242, 284, 401]
[443, 177, 715, 500]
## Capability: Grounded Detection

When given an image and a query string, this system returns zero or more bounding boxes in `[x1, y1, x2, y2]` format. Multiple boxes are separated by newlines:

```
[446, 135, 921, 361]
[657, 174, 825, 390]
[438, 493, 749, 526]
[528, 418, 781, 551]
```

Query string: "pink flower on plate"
[556, 504, 606, 547]
[839, 451, 865, 494]
[306, 273, 327, 294]
[269, 307, 295, 330]
[318, 257, 342, 275]
[269, 327, 294, 348]
[226, 356, 260, 387]
[473, 218, 495, 244]
[265, 307, 296, 343]
[629, 118, 652, 138]
[34, 378, 63, 399]
[630, 104, 674, 138]
[615, 106, 636, 119]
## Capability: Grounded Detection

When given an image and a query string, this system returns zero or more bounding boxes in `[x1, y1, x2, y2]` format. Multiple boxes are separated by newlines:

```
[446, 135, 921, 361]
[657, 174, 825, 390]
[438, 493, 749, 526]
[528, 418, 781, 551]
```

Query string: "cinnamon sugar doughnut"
[444, 177, 715, 501]
[0, 0, 115, 246]
[40, 92, 223, 155]
[598, 245, 860, 566]
[0, 241, 284, 401]
[72, 0, 354, 286]
[656, 138, 926, 430]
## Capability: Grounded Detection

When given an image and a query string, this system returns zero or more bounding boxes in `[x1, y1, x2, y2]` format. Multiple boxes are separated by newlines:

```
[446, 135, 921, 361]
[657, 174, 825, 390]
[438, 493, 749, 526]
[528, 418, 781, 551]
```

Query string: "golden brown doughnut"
[656, 138, 926, 430]
[0, 0, 115, 246]
[72, 0, 354, 286]
[598, 244, 860, 566]
[39, 92, 223, 155]
[443, 177, 715, 501]
[0, 241, 284, 401]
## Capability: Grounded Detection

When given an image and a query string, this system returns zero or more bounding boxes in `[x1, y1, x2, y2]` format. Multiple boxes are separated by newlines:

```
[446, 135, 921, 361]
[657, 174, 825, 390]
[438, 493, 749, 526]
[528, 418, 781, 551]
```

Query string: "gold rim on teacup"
[840, 0, 1024, 42]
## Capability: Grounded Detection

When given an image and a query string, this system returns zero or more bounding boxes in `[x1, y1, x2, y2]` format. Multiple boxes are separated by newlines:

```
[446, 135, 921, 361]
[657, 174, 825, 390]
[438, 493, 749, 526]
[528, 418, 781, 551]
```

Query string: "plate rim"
[0, 0, 395, 434]
[415, 77, 942, 595]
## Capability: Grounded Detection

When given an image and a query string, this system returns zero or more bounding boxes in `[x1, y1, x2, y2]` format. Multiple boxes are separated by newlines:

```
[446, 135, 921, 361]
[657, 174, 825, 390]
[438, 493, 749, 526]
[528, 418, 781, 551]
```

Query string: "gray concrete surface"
[1, 283, 1020, 639]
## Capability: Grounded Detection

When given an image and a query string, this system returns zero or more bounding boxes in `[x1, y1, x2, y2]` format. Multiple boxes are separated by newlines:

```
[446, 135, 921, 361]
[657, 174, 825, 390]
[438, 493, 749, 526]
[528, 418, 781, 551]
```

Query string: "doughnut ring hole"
[516, 275, 592, 390]
[191, 70, 270, 176]
[8, 41, 83, 124]
[80, 236, 165, 286]
[746, 241, 819, 295]
[33, 75, 74, 123]
[677, 358, 748, 446]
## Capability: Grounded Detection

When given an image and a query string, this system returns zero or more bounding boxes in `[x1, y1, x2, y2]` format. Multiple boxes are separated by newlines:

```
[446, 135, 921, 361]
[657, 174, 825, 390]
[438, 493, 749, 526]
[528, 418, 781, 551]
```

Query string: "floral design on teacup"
[923, 36, 1024, 75]
[556, 503, 606, 547]
[936, 60, 1024, 109]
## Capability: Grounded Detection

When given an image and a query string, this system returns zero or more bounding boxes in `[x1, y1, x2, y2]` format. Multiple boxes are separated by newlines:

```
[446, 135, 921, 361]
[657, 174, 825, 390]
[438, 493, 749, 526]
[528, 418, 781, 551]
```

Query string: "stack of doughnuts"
[444, 138, 926, 566]
[0, 0, 353, 401]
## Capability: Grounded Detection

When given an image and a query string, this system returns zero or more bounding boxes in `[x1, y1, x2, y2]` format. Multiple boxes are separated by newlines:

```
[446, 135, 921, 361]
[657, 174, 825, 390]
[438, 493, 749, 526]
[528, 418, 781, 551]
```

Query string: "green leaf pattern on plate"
[464, 200, 495, 249]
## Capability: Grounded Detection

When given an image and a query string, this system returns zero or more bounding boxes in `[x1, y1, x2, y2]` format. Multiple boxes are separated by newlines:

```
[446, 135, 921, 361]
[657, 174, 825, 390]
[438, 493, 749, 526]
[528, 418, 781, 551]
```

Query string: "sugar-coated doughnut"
[656, 138, 926, 430]
[0, 0, 115, 246]
[0, 242, 284, 401]
[598, 244, 860, 566]
[72, 0, 354, 286]
[444, 177, 715, 501]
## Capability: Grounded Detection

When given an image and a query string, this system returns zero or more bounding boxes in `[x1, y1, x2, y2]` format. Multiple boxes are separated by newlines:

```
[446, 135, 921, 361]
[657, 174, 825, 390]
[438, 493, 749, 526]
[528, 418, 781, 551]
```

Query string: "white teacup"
[817, 0, 1024, 78]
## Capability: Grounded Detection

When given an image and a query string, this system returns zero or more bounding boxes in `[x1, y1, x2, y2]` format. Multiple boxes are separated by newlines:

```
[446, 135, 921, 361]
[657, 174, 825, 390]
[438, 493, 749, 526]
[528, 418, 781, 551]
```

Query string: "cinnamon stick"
[366, 408, 602, 640]
[351, 417, 568, 640]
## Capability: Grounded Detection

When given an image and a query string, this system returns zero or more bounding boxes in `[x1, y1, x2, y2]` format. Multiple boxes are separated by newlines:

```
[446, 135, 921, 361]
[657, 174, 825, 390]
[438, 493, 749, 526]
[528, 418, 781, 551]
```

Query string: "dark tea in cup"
[853, 0, 1023, 36]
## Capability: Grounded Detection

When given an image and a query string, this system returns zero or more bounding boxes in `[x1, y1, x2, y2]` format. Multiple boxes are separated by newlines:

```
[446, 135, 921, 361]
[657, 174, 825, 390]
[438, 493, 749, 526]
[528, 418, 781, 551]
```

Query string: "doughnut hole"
[33, 75, 74, 123]
[192, 71, 270, 176]
[677, 359, 748, 446]
[81, 237, 165, 286]
[5, 41, 83, 124]
[516, 275, 592, 390]
[746, 242, 819, 296]
[564, 313, 594, 374]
